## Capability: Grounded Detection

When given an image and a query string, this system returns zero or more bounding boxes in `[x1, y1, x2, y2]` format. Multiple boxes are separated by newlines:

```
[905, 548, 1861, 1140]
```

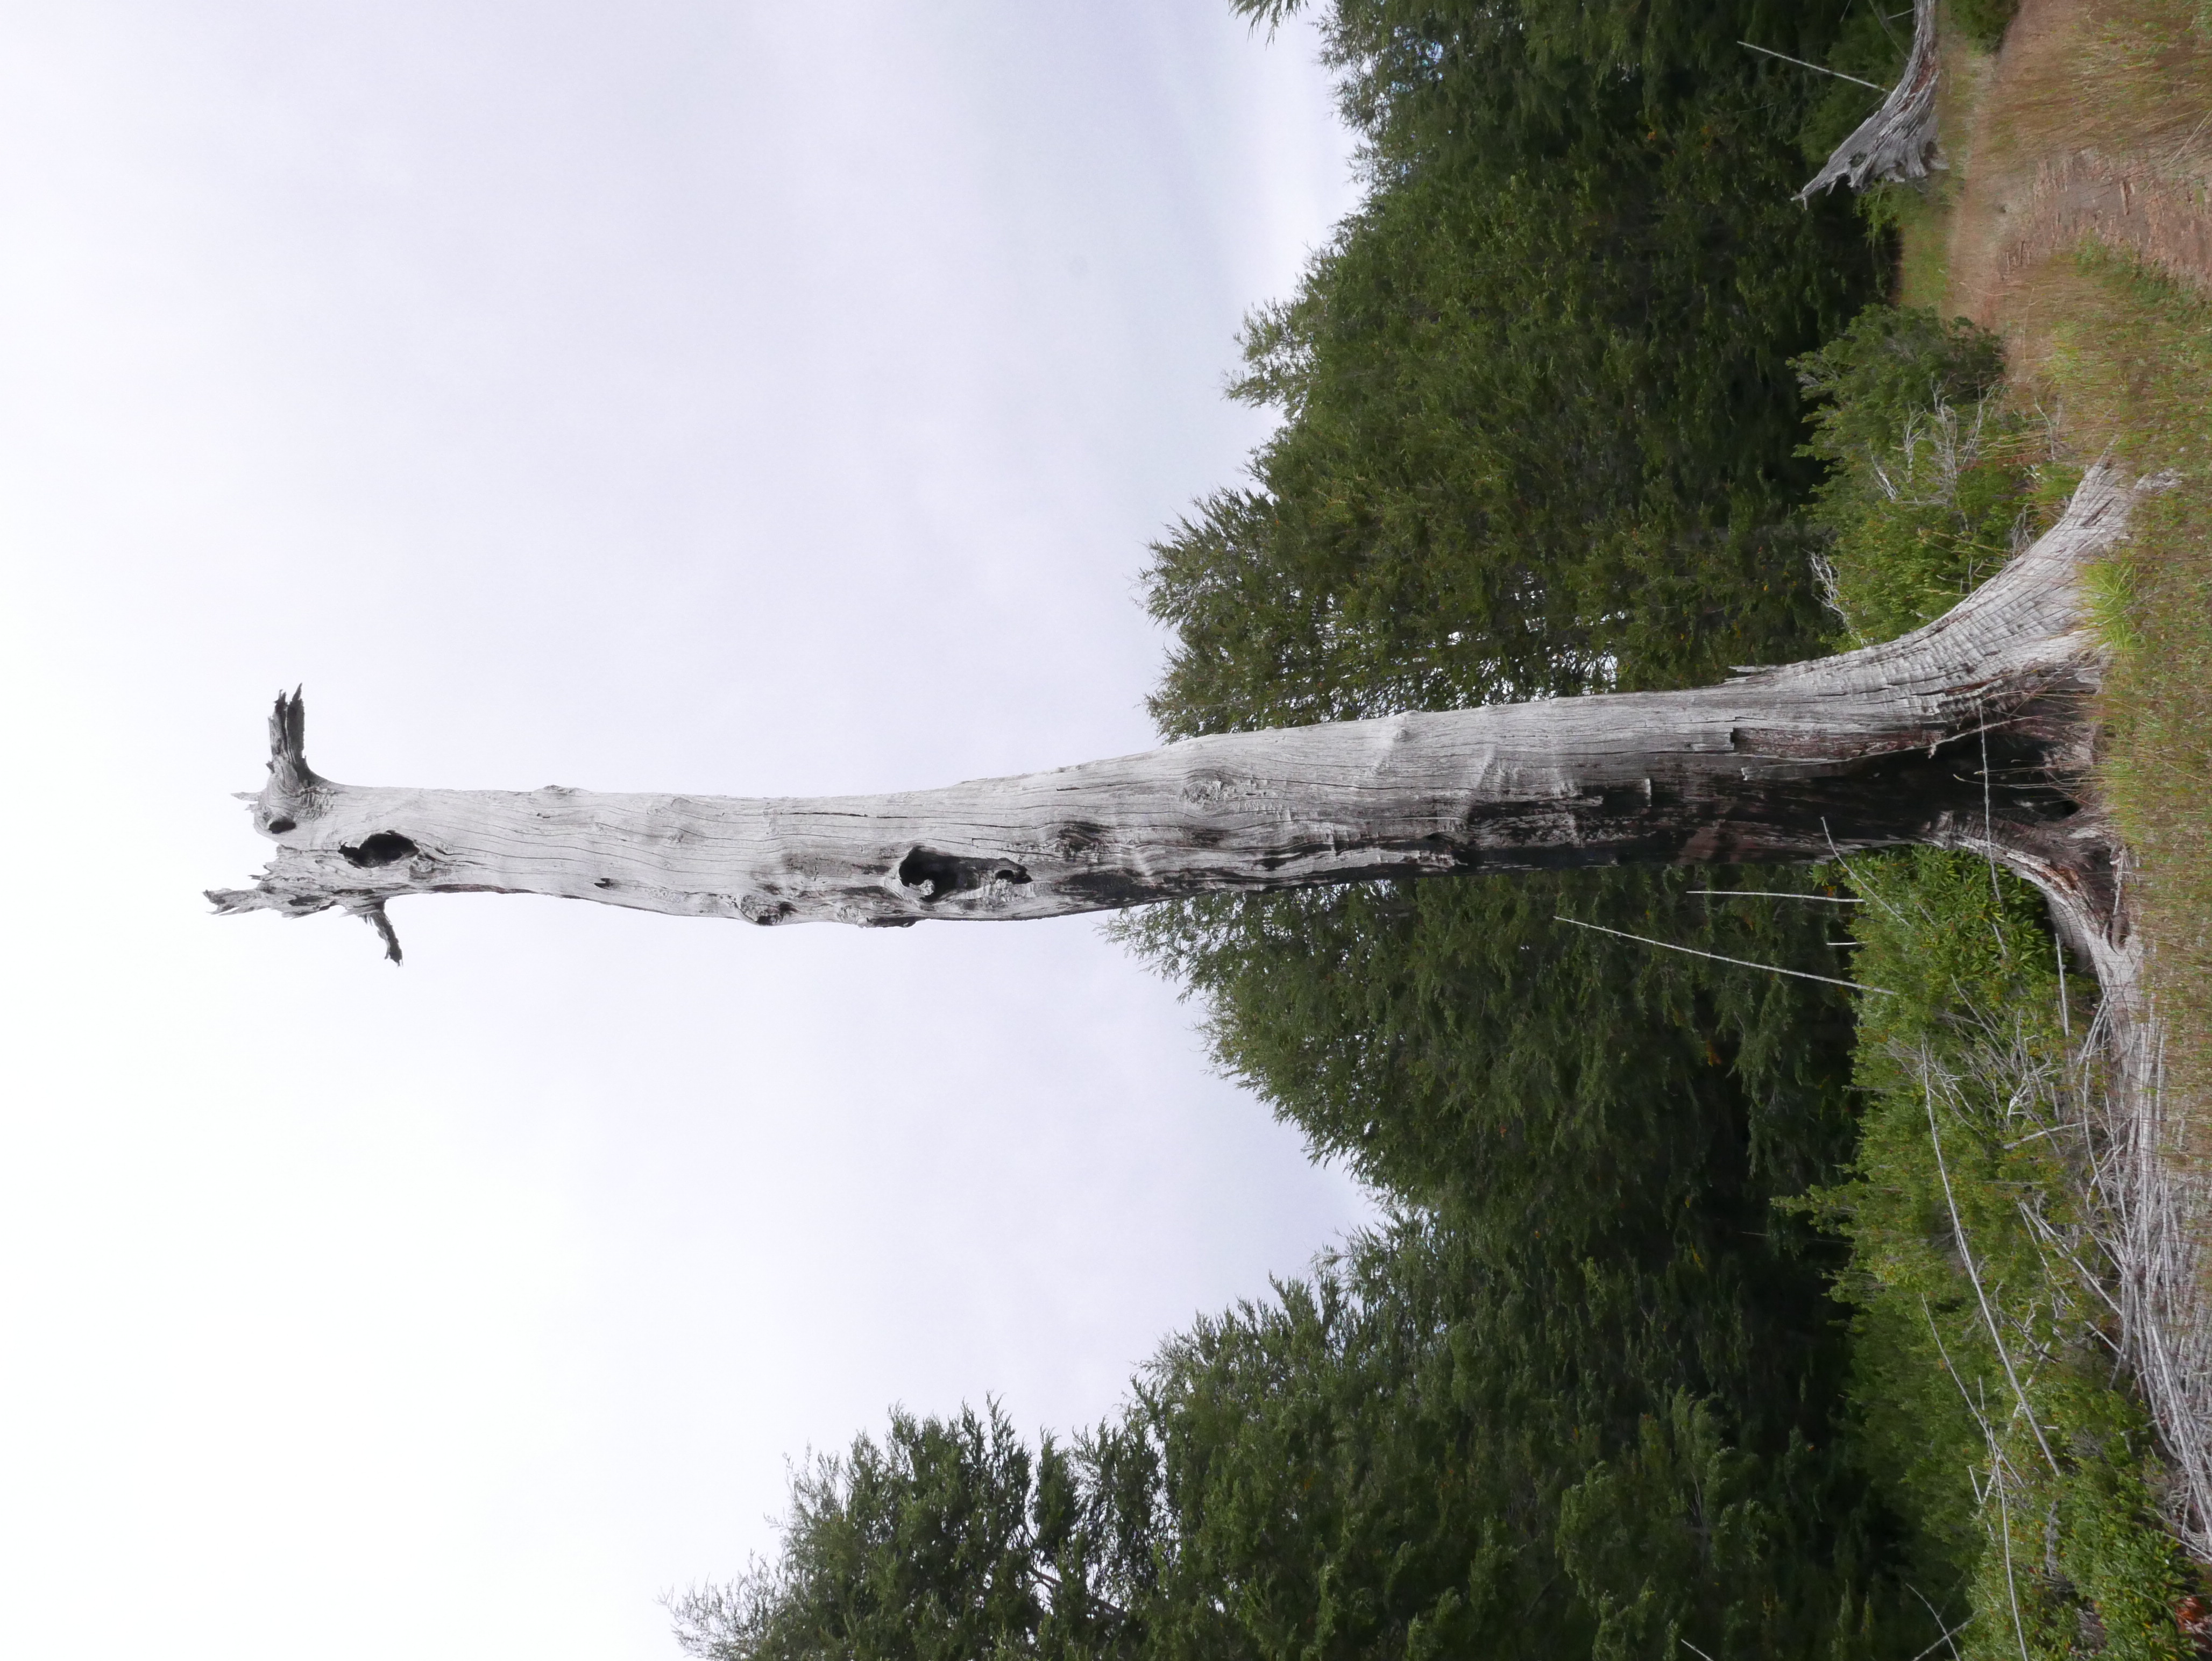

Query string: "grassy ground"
[2019, 253, 2212, 1166]
[1791, 2, 2212, 1642]
[1929, 0, 2212, 1167]
[1873, 0, 2212, 1130]
[1944, 0, 2212, 323]
[1791, 293, 2204, 1655]
[1862, 19, 2003, 309]
[1898, 0, 2212, 1358]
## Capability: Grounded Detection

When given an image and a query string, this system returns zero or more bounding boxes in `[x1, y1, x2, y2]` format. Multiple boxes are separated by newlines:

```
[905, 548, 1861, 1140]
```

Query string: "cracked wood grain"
[1798, 0, 1943, 201]
[210, 465, 2150, 968]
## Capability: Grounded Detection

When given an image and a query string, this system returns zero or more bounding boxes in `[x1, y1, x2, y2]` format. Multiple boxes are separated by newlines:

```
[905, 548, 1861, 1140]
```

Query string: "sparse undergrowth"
[1795, 305, 2208, 1655]
[1965, 0, 2212, 193]
[1814, 849, 2197, 1660]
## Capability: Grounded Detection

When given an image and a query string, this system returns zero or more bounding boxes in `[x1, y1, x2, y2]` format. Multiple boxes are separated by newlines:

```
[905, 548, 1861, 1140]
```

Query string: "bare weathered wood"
[210, 466, 2150, 967]
[1797, 0, 1942, 201]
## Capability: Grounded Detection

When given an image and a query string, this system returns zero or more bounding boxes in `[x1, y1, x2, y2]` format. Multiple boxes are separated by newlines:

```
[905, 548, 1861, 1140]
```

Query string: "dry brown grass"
[1946, 0, 2212, 326]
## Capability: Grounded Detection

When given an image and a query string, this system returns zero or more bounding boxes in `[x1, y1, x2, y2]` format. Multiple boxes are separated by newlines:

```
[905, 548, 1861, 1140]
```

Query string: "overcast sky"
[0, 4, 1373, 1658]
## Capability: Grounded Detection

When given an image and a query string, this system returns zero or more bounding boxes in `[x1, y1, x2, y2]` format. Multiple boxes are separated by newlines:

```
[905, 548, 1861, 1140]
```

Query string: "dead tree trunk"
[212, 466, 2150, 982]
[1797, 0, 1942, 201]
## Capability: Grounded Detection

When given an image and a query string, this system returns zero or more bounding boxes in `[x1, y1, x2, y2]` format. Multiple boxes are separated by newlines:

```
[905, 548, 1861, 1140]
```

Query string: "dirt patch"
[1968, 155, 2212, 317]
[1945, 0, 2212, 325]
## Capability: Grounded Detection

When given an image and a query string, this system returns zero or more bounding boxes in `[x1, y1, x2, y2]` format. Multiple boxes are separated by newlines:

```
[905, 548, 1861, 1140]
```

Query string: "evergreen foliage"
[675, 1220, 1910, 1661]
[1148, 2, 1885, 734]
[1113, 874, 1858, 1234]
[669, 1404, 1160, 1661]
[1141, 1218, 1899, 1660]
[1105, 2, 1916, 1643]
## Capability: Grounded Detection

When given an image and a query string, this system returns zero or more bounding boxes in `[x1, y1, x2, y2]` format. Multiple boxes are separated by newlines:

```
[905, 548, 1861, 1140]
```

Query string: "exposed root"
[2084, 997, 2212, 1560]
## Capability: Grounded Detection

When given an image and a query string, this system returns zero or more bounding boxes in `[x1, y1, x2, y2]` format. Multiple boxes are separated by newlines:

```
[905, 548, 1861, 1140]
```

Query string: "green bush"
[1792, 306, 2068, 645]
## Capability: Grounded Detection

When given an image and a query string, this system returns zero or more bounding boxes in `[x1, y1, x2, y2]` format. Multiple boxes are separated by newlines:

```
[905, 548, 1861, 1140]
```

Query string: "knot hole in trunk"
[341, 833, 421, 869]
[897, 847, 1031, 901]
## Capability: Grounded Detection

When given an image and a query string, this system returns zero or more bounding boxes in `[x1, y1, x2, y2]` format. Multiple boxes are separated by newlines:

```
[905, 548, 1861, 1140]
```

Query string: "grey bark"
[212, 465, 2149, 976]
[1797, 0, 1943, 201]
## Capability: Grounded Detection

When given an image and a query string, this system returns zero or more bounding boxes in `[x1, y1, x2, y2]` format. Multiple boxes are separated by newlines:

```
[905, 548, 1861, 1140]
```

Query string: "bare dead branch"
[1798, 0, 1943, 201]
